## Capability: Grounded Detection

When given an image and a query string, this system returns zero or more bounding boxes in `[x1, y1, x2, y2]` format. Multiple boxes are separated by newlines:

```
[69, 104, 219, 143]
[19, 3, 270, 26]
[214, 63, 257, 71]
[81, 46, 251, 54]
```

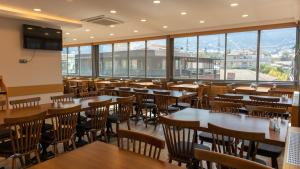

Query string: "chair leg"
[35, 150, 41, 163]
[127, 120, 131, 130]
[12, 157, 16, 169]
[271, 157, 278, 169]
[71, 138, 77, 150]
[102, 130, 108, 143]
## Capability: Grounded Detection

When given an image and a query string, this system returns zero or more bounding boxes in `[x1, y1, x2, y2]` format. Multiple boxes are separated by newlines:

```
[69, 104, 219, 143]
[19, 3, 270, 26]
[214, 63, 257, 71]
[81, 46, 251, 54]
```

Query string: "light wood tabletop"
[235, 86, 271, 93]
[166, 108, 289, 146]
[282, 127, 300, 169]
[170, 84, 199, 91]
[133, 82, 155, 87]
[29, 141, 182, 169]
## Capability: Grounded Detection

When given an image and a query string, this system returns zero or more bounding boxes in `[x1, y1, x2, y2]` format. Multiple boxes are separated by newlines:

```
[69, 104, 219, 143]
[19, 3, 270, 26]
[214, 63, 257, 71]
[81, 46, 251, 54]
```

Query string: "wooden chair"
[235, 88, 256, 95]
[153, 91, 179, 116]
[194, 149, 272, 169]
[268, 89, 294, 98]
[246, 105, 287, 118]
[209, 101, 242, 114]
[0, 112, 46, 169]
[50, 93, 74, 103]
[78, 81, 89, 98]
[192, 85, 207, 108]
[83, 99, 111, 143]
[208, 123, 265, 163]
[208, 85, 231, 101]
[118, 87, 132, 97]
[159, 116, 209, 167]
[217, 94, 243, 101]
[9, 97, 41, 109]
[0, 100, 6, 110]
[48, 105, 81, 155]
[102, 86, 116, 95]
[117, 129, 165, 160]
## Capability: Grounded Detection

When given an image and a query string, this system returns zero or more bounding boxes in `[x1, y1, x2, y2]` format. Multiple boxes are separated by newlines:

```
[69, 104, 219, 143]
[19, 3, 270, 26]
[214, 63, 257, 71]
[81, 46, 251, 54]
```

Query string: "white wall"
[0, 17, 63, 103]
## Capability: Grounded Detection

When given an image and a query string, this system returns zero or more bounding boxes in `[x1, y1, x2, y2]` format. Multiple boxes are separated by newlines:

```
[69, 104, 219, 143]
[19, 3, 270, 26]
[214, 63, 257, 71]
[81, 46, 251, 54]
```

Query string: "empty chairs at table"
[50, 93, 74, 103]
[0, 112, 46, 169]
[268, 89, 294, 98]
[235, 88, 256, 95]
[210, 101, 243, 114]
[9, 97, 41, 109]
[192, 84, 208, 109]
[117, 129, 165, 160]
[194, 149, 272, 169]
[216, 94, 243, 101]
[0, 100, 6, 110]
[153, 91, 179, 116]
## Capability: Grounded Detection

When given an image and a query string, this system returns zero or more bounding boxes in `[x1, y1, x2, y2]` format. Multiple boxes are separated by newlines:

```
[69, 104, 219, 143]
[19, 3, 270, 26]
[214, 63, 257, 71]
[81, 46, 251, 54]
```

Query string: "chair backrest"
[249, 95, 280, 103]
[235, 88, 256, 95]
[246, 105, 287, 118]
[51, 94, 74, 103]
[208, 85, 231, 100]
[4, 112, 46, 155]
[208, 123, 265, 161]
[210, 101, 242, 114]
[153, 91, 171, 114]
[217, 94, 243, 100]
[115, 96, 135, 122]
[48, 105, 81, 143]
[103, 86, 116, 95]
[0, 100, 6, 110]
[159, 116, 199, 164]
[118, 87, 132, 97]
[10, 97, 41, 109]
[87, 99, 111, 131]
[194, 149, 272, 169]
[117, 129, 165, 160]
[134, 89, 153, 107]
[268, 89, 294, 98]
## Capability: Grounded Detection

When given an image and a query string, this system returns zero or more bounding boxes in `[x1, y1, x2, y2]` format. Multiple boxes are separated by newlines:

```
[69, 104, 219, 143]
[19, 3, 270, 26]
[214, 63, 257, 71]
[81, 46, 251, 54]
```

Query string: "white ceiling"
[0, 0, 299, 45]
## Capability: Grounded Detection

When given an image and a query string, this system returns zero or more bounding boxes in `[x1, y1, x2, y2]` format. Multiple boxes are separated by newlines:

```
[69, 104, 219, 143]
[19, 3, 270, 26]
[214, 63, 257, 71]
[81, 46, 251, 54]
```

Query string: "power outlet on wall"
[19, 59, 29, 64]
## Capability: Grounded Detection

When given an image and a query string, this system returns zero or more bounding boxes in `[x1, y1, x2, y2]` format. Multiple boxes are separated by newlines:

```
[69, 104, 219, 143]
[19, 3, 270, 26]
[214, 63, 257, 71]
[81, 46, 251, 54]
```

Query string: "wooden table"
[170, 84, 199, 91]
[132, 82, 155, 87]
[283, 127, 300, 169]
[235, 86, 271, 94]
[29, 141, 181, 169]
[166, 108, 289, 146]
[0, 95, 121, 125]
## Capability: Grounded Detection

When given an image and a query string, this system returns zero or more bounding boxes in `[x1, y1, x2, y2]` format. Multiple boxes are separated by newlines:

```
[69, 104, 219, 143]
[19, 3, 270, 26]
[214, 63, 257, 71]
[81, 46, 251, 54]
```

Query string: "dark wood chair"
[235, 88, 256, 95]
[50, 93, 74, 103]
[117, 129, 165, 160]
[217, 94, 243, 101]
[0, 112, 46, 169]
[83, 99, 111, 143]
[9, 97, 41, 109]
[153, 91, 179, 115]
[209, 101, 243, 114]
[194, 149, 272, 169]
[48, 105, 81, 155]
[159, 116, 209, 168]
[192, 85, 207, 108]
[268, 89, 294, 98]
[0, 100, 11, 142]
[0, 100, 6, 110]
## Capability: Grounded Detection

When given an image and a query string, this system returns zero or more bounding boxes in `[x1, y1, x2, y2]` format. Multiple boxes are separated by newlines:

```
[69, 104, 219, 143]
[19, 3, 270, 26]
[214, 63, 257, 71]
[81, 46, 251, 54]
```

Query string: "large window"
[226, 31, 258, 80]
[61, 48, 68, 75]
[199, 34, 225, 80]
[99, 44, 113, 76]
[79, 46, 92, 76]
[129, 41, 145, 77]
[147, 39, 167, 78]
[259, 28, 296, 81]
[67, 47, 79, 75]
[113, 43, 128, 77]
[174, 37, 197, 79]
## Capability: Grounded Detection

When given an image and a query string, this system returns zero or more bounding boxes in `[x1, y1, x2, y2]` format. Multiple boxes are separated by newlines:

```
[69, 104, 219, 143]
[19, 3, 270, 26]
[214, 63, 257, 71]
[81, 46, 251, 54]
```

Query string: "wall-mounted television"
[23, 24, 62, 51]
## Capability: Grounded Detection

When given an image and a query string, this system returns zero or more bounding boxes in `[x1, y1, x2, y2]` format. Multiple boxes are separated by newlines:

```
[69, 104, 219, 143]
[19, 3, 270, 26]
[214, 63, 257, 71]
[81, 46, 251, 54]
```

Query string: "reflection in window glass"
[99, 44, 113, 76]
[113, 43, 128, 77]
[129, 41, 145, 77]
[79, 46, 92, 76]
[67, 47, 79, 75]
[259, 28, 296, 81]
[199, 34, 225, 80]
[147, 39, 166, 78]
[226, 31, 258, 80]
[61, 48, 68, 75]
[174, 37, 197, 79]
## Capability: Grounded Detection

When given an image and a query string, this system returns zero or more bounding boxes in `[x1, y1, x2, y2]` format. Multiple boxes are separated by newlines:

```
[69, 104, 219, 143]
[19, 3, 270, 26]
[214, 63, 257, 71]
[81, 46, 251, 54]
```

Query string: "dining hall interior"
[0, 0, 300, 169]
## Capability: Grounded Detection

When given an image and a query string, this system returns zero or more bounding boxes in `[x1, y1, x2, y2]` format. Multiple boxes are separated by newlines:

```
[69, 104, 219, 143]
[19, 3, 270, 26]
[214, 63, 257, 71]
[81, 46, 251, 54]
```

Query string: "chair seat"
[0, 129, 12, 140]
[0, 141, 13, 155]
[173, 102, 191, 109]
[244, 140, 283, 157]
[199, 131, 233, 143]
[167, 106, 180, 113]
[107, 115, 119, 123]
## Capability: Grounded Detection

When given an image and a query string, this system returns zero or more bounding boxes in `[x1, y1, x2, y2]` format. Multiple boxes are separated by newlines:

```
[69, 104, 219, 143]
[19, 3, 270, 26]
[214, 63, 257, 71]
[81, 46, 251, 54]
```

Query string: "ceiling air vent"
[81, 15, 123, 26]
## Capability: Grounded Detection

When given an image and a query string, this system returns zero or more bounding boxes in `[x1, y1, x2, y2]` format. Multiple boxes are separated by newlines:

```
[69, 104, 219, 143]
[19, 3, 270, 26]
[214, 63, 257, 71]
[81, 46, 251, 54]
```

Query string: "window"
[129, 41, 145, 77]
[226, 31, 258, 80]
[79, 46, 92, 76]
[113, 43, 128, 77]
[99, 44, 113, 76]
[199, 34, 225, 80]
[147, 39, 167, 78]
[259, 28, 296, 81]
[174, 37, 197, 79]
[67, 47, 79, 75]
[61, 48, 68, 75]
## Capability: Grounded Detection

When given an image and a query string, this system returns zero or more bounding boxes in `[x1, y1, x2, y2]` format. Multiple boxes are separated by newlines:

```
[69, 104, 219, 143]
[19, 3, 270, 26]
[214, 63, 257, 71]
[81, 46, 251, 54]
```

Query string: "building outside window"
[129, 41, 145, 77]
[113, 43, 128, 77]
[99, 44, 113, 76]
[146, 39, 167, 78]
[67, 46, 79, 75]
[61, 47, 68, 75]
[79, 46, 92, 76]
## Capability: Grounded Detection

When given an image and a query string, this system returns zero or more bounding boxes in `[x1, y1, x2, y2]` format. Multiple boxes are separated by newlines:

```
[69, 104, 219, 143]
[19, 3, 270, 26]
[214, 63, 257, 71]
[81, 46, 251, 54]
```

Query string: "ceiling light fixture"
[163, 25, 168, 29]
[140, 19, 147, 22]
[73, 38, 77, 41]
[33, 8, 41, 12]
[242, 14, 249, 18]
[109, 33, 114, 36]
[230, 3, 239, 7]
[65, 32, 70, 35]
[153, 0, 160, 4]
[199, 20, 205, 24]
[85, 29, 90, 32]
[90, 36, 94, 39]
[109, 25, 115, 28]
[180, 11, 187, 15]
[133, 30, 138, 33]
[110, 10, 117, 14]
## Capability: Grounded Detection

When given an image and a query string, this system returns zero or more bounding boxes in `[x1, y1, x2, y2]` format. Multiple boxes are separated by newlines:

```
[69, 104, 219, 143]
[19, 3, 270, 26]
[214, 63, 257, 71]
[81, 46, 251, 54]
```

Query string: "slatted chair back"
[0, 100, 6, 110]
[217, 94, 243, 101]
[9, 97, 41, 109]
[235, 88, 257, 95]
[114, 96, 135, 122]
[208, 123, 265, 161]
[246, 105, 287, 118]
[4, 112, 46, 162]
[134, 89, 153, 108]
[268, 89, 294, 98]
[48, 105, 81, 147]
[194, 149, 272, 169]
[208, 85, 231, 101]
[88, 99, 111, 131]
[103, 86, 116, 95]
[153, 91, 171, 115]
[117, 129, 165, 160]
[51, 94, 74, 103]
[118, 87, 132, 97]
[210, 101, 242, 114]
[159, 116, 200, 165]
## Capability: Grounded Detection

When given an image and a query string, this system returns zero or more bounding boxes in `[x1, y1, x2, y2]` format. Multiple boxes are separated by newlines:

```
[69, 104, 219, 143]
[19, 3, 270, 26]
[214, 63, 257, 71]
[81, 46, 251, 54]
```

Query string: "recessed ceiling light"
[73, 38, 77, 41]
[65, 32, 70, 35]
[230, 3, 239, 7]
[85, 29, 90, 32]
[153, 0, 160, 4]
[133, 30, 138, 33]
[163, 25, 168, 29]
[180, 11, 187, 15]
[109, 33, 114, 36]
[109, 25, 115, 28]
[27, 27, 33, 30]
[56, 31, 61, 34]
[33, 8, 42, 12]
[90, 36, 94, 39]
[140, 19, 147, 22]
[200, 20, 205, 24]
[110, 10, 117, 14]
[242, 14, 249, 18]
[44, 33, 49, 36]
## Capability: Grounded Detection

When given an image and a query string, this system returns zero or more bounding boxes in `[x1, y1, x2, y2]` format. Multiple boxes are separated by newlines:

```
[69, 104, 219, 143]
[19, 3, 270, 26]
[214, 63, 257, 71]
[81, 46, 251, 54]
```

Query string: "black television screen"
[23, 24, 62, 51]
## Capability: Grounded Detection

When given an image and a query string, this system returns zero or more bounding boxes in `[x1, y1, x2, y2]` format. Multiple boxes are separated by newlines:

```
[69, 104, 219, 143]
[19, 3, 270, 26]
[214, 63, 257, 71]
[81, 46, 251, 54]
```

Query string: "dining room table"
[170, 84, 199, 91]
[234, 86, 271, 94]
[166, 108, 289, 147]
